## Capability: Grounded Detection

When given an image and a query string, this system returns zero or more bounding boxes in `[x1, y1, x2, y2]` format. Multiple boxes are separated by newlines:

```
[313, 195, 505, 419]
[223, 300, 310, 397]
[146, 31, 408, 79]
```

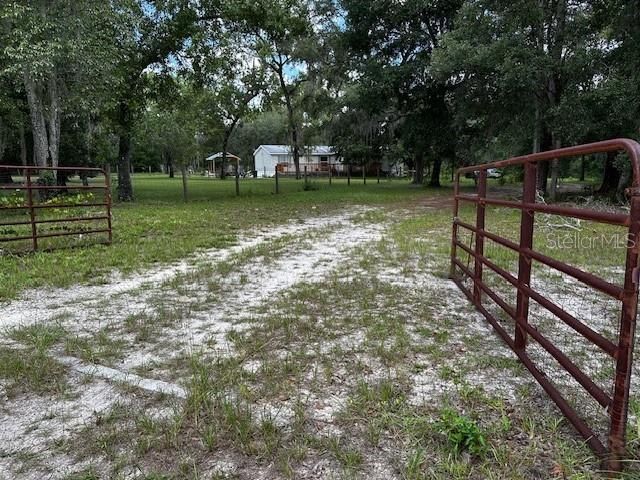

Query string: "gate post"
[25, 169, 38, 251]
[450, 172, 460, 278]
[104, 164, 113, 245]
[607, 191, 640, 472]
[514, 161, 537, 350]
[473, 170, 487, 303]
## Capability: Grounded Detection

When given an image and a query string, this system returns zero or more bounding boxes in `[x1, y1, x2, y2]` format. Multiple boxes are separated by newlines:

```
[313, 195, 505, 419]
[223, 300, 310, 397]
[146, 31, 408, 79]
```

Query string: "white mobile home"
[253, 145, 340, 177]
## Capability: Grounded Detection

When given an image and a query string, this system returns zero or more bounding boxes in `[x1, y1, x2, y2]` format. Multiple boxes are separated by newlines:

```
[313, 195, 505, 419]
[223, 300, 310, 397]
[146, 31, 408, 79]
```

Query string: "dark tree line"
[0, 1, 638, 200]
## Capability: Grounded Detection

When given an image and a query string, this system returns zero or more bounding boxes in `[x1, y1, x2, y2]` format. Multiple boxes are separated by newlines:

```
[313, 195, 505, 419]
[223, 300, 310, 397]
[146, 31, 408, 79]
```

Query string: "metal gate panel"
[450, 139, 640, 473]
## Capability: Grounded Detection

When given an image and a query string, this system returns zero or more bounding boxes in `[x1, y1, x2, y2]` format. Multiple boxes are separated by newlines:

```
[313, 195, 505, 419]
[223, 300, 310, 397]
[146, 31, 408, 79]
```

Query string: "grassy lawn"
[1, 174, 638, 479]
[0, 174, 443, 301]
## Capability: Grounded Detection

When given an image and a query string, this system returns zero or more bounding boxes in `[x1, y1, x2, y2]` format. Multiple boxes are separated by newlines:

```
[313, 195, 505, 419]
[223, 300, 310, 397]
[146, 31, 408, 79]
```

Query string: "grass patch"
[0, 346, 66, 396]
[1, 323, 68, 396]
[64, 329, 126, 365]
[0, 175, 435, 301]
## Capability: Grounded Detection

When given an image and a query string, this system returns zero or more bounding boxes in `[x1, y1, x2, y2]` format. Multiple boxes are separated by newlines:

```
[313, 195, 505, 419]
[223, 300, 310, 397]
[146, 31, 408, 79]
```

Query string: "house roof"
[206, 152, 241, 161]
[256, 145, 336, 156]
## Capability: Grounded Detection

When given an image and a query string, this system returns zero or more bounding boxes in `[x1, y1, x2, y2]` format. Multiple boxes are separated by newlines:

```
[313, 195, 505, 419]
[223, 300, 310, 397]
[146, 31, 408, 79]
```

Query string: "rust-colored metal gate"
[0, 165, 112, 252]
[450, 139, 640, 473]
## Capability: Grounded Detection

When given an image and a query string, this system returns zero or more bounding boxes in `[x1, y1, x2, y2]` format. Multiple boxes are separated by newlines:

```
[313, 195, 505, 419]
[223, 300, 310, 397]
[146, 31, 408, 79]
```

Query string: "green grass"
[1, 323, 69, 396]
[2, 173, 636, 479]
[0, 174, 440, 301]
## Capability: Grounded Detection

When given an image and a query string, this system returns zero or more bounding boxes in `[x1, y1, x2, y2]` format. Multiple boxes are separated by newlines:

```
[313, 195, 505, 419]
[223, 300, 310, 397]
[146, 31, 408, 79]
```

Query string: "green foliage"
[437, 407, 487, 457]
[0, 190, 25, 208]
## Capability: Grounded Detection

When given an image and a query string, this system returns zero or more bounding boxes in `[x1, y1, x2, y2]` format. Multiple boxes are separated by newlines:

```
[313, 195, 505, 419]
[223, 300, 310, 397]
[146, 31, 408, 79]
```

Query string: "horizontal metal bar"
[514, 348, 607, 455]
[451, 276, 515, 349]
[0, 219, 32, 226]
[35, 228, 110, 239]
[0, 185, 108, 191]
[454, 268, 608, 455]
[456, 138, 640, 188]
[456, 195, 628, 226]
[453, 256, 516, 318]
[0, 228, 110, 243]
[0, 165, 105, 172]
[454, 239, 619, 357]
[523, 322, 612, 407]
[34, 215, 109, 225]
[0, 202, 108, 211]
[0, 234, 34, 242]
[455, 219, 624, 300]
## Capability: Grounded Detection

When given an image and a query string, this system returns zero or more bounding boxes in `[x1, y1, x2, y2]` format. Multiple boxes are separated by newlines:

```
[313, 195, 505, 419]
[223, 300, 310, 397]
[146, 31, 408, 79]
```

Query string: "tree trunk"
[168, 155, 174, 178]
[0, 119, 12, 184]
[47, 74, 61, 169]
[579, 156, 585, 182]
[276, 65, 301, 179]
[221, 131, 230, 180]
[0, 119, 7, 162]
[412, 151, 424, 184]
[616, 164, 631, 204]
[549, 136, 561, 202]
[597, 151, 621, 196]
[56, 169, 68, 189]
[536, 130, 553, 194]
[180, 163, 188, 202]
[24, 72, 49, 167]
[19, 121, 27, 166]
[429, 156, 442, 187]
[117, 102, 134, 201]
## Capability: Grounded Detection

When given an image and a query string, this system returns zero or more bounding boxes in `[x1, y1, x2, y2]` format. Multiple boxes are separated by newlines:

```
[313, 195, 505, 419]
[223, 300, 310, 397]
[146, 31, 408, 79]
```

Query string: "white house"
[253, 145, 341, 177]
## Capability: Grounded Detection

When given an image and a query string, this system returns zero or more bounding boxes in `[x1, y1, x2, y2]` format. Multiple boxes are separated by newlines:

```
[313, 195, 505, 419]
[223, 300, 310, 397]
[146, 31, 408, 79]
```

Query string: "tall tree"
[192, 33, 267, 179]
[340, 0, 462, 186]
[434, 0, 605, 197]
[110, 0, 219, 200]
[1, 1, 118, 176]
[231, 0, 317, 179]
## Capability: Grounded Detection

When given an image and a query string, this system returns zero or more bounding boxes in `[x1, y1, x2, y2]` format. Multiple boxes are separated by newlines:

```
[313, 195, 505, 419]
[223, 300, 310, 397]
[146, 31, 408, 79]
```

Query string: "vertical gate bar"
[25, 168, 38, 251]
[450, 172, 461, 278]
[473, 170, 487, 303]
[104, 165, 113, 245]
[514, 161, 537, 350]
[607, 193, 640, 472]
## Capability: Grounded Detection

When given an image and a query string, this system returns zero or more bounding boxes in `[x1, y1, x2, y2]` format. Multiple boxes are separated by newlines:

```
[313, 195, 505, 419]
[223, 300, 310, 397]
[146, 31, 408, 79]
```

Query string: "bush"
[437, 407, 487, 457]
[303, 181, 320, 191]
[0, 190, 26, 208]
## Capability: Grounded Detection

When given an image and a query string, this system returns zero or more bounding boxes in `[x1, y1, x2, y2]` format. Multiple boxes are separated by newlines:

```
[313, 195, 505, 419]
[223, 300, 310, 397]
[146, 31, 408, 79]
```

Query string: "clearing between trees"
[0, 188, 639, 479]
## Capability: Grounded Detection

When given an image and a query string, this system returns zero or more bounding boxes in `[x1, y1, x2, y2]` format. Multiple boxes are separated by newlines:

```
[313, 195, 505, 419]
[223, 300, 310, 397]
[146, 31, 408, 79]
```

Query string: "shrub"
[437, 407, 487, 457]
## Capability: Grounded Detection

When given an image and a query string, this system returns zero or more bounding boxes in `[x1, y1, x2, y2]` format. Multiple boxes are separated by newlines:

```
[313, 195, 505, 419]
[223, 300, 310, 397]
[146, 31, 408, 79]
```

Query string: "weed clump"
[437, 407, 487, 457]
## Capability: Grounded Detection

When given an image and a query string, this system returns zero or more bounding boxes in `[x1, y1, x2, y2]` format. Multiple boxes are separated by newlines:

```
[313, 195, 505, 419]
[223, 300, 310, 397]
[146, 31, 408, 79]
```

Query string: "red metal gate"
[0, 165, 112, 252]
[450, 139, 640, 473]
